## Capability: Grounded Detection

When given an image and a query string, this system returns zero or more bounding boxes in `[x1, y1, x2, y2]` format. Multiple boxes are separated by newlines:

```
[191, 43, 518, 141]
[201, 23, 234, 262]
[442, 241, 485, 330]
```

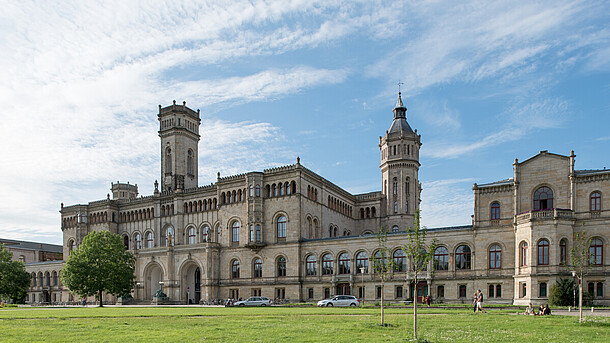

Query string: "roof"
[575, 169, 610, 176]
[477, 178, 514, 188]
[0, 238, 63, 253]
[388, 117, 414, 134]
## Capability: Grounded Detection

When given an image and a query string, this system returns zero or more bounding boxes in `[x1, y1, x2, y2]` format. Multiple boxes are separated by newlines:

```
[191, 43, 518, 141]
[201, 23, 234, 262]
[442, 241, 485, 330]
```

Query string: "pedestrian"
[473, 292, 478, 313]
[476, 290, 487, 313]
[426, 295, 431, 307]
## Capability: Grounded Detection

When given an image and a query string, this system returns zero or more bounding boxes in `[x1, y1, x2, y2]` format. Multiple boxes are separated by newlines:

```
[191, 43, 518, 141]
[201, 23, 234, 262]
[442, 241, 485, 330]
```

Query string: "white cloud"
[420, 178, 475, 228]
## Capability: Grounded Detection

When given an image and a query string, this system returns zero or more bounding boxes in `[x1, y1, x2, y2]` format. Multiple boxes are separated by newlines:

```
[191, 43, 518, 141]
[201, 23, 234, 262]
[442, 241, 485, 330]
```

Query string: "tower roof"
[388, 92, 413, 134]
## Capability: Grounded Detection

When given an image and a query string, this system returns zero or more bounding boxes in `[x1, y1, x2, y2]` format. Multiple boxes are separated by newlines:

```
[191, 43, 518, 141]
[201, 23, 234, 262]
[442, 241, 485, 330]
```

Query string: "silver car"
[317, 295, 360, 307]
[233, 297, 271, 306]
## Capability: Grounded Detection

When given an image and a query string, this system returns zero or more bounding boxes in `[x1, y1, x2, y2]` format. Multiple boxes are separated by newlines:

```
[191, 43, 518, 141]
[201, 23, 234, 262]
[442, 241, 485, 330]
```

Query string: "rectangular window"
[521, 283, 527, 298]
[324, 287, 330, 299]
[597, 282, 604, 297]
[251, 288, 261, 296]
[496, 285, 502, 298]
[437, 285, 444, 298]
[230, 289, 239, 299]
[539, 282, 547, 297]
[395, 286, 403, 299]
[588, 282, 595, 294]
[458, 285, 466, 298]
[488, 284, 495, 298]
[358, 286, 365, 299]
[276, 288, 285, 299]
[376, 286, 382, 299]
[308, 288, 314, 299]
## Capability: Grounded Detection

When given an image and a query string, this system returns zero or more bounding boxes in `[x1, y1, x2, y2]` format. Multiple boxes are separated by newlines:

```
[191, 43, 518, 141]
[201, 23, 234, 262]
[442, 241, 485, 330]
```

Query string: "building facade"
[25, 95, 609, 306]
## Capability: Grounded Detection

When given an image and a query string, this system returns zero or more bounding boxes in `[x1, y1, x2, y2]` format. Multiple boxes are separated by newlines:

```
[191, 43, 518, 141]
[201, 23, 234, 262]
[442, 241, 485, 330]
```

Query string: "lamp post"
[136, 282, 141, 301]
[360, 267, 366, 307]
[572, 271, 583, 323]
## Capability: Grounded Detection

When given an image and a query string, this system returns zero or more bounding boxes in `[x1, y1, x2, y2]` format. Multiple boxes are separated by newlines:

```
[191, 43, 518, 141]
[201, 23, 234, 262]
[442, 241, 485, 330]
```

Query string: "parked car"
[317, 295, 360, 307]
[233, 297, 271, 307]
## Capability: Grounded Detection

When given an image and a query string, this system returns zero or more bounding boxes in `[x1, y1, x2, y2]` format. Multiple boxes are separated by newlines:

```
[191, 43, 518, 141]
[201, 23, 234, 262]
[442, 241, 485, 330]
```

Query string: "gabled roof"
[517, 150, 568, 166]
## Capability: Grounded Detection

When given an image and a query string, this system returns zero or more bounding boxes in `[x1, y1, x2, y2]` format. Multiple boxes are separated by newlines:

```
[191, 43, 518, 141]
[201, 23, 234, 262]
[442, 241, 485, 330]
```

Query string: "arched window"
[273, 184, 277, 197]
[135, 233, 142, 250]
[374, 250, 387, 270]
[356, 251, 368, 273]
[538, 239, 549, 265]
[231, 221, 240, 244]
[165, 147, 172, 173]
[285, 182, 291, 195]
[519, 241, 528, 266]
[255, 224, 261, 242]
[489, 244, 501, 269]
[165, 227, 175, 246]
[255, 185, 261, 197]
[322, 254, 333, 275]
[434, 246, 449, 271]
[591, 191, 601, 212]
[491, 202, 500, 220]
[146, 232, 154, 248]
[306, 255, 317, 276]
[455, 245, 471, 270]
[278, 183, 284, 196]
[393, 177, 398, 195]
[202, 225, 210, 242]
[360, 208, 365, 219]
[69, 239, 76, 256]
[187, 149, 193, 175]
[338, 253, 350, 274]
[253, 258, 263, 278]
[560, 239, 568, 265]
[533, 186, 553, 210]
[393, 249, 406, 272]
[277, 256, 286, 277]
[392, 225, 399, 233]
[52, 271, 58, 286]
[188, 227, 196, 244]
[394, 201, 398, 213]
[371, 207, 376, 217]
[249, 225, 255, 242]
[232, 260, 240, 278]
[277, 215, 287, 239]
[590, 238, 603, 266]
[249, 185, 254, 197]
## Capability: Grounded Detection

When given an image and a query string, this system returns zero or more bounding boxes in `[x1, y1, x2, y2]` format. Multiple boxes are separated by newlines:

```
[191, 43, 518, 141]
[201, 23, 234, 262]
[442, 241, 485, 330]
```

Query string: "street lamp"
[360, 267, 366, 307]
[136, 282, 141, 301]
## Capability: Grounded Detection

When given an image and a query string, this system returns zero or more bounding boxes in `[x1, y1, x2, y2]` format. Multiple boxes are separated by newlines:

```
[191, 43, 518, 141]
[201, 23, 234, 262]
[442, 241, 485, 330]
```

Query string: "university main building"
[25, 95, 609, 305]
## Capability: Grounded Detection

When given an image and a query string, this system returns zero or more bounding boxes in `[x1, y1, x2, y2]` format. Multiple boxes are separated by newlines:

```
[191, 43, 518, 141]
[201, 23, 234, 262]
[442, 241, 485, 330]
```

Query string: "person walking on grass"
[476, 290, 487, 313]
[473, 292, 478, 313]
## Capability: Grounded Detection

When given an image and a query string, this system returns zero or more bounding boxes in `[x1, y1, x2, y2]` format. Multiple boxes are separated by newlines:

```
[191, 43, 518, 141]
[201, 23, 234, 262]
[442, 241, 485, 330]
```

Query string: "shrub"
[549, 278, 575, 306]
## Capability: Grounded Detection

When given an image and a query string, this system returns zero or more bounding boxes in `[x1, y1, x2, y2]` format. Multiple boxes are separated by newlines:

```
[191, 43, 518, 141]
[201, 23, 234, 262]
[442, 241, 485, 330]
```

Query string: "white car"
[233, 297, 271, 306]
[317, 295, 360, 307]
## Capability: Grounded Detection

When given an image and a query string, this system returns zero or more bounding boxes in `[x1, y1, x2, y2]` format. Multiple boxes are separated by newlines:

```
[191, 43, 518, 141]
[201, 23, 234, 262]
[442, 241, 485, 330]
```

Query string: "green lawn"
[0, 306, 608, 342]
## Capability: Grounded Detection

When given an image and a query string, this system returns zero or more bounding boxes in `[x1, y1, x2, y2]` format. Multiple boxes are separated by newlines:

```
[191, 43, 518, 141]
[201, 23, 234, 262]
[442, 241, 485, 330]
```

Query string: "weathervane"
[398, 80, 404, 94]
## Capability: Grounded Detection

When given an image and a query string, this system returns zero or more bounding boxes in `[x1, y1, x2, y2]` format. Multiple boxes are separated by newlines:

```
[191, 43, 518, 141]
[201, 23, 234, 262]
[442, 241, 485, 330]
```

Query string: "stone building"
[25, 95, 609, 306]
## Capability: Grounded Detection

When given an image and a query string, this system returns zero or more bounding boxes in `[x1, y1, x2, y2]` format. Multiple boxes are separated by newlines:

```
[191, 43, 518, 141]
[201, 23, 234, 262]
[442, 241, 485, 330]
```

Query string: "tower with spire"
[379, 92, 422, 229]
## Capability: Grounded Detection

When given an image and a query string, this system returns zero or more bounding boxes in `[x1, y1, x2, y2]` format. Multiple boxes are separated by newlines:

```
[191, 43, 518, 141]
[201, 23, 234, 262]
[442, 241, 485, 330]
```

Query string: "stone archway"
[145, 263, 163, 300]
[180, 261, 201, 304]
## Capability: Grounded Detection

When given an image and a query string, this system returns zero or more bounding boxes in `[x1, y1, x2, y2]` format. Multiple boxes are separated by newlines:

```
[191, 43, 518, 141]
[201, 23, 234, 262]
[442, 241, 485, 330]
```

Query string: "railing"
[516, 209, 574, 222]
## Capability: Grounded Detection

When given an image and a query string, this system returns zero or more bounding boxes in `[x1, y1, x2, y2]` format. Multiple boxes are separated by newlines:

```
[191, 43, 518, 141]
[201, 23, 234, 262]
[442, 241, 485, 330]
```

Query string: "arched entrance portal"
[181, 262, 201, 304]
[145, 264, 163, 300]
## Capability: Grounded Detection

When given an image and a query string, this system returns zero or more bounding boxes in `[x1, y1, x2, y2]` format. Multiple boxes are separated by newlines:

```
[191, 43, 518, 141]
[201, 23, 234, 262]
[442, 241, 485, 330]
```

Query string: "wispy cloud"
[420, 178, 475, 228]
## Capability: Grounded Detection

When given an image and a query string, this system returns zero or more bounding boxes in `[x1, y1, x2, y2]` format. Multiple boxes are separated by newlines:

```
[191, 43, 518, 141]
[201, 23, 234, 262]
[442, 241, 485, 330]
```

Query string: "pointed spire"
[395, 92, 405, 109]
[387, 91, 413, 134]
[393, 92, 407, 119]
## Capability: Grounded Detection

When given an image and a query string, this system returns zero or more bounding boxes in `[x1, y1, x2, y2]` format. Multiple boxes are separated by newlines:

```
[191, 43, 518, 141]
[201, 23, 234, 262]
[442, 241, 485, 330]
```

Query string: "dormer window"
[533, 187, 553, 210]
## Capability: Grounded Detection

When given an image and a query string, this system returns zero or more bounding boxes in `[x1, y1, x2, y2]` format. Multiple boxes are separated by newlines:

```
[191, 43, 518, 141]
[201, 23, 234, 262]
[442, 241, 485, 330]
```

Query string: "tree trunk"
[380, 282, 384, 326]
[579, 277, 582, 323]
[98, 289, 103, 307]
[413, 278, 418, 340]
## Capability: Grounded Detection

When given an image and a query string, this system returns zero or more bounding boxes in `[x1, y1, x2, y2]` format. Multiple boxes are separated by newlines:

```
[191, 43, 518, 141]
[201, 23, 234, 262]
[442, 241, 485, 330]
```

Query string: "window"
[437, 285, 444, 298]
[489, 244, 502, 269]
[202, 226, 209, 242]
[597, 282, 604, 297]
[588, 282, 595, 294]
[356, 252, 368, 273]
[232, 221, 240, 243]
[533, 186, 553, 210]
[491, 202, 500, 220]
[249, 185, 254, 197]
[520, 241, 528, 267]
[253, 258, 262, 278]
[135, 233, 142, 250]
[322, 254, 333, 275]
[255, 185, 261, 197]
[521, 283, 527, 297]
[590, 191, 601, 212]
[308, 288, 314, 299]
[459, 285, 467, 298]
[393, 178, 398, 195]
[392, 225, 399, 233]
[19, 255, 25, 262]
[338, 253, 350, 274]
[538, 239, 549, 265]
[560, 239, 567, 265]
[489, 284, 495, 298]
[232, 260, 240, 278]
[589, 238, 603, 265]
[376, 286, 382, 299]
[188, 227, 196, 244]
[395, 286, 403, 298]
[358, 286, 365, 299]
[165, 147, 172, 173]
[277, 257, 286, 277]
[69, 239, 76, 255]
[539, 282, 547, 297]
[123, 235, 130, 250]
[394, 201, 398, 213]
[324, 288, 330, 299]
[496, 285, 502, 298]
[249, 225, 254, 242]
[374, 250, 387, 270]
[146, 232, 153, 248]
[255, 224, 261, 242]
[306, 255, 317, 276]
[393, 249, 406, 272]
[455, 245, 471, 270]
[277, 215, 287, 239]
[187, 149, 193, 175]
[434, 246, 449, 271]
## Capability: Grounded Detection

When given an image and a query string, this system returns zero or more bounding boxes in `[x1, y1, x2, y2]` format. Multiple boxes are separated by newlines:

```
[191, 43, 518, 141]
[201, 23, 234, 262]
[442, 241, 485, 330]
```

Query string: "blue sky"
[1, 1, 609, 244]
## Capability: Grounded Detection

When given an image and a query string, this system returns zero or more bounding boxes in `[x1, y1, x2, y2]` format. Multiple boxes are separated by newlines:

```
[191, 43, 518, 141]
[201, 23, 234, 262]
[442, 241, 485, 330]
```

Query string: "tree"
[61, 231, 135, 307]
[568, 232, 590, 323]
[402, 211, 436, 341]
[549, 278, 575, 306]
[0, 244, 31, 303]
[370, 228, 396, 326]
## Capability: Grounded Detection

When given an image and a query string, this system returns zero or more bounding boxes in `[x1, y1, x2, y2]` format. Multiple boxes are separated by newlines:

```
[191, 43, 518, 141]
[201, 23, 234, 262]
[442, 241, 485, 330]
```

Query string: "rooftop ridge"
[263, 164, 297, 173]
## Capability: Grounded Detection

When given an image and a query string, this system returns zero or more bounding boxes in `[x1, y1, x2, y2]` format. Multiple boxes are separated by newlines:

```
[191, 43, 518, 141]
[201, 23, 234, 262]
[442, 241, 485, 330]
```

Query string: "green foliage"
[0, 244, 31, 303]
[549, 278, 575, 306]
[403, 211, 437, 281]
[569, 232, 590, 277]
[61, 231, 135, 305]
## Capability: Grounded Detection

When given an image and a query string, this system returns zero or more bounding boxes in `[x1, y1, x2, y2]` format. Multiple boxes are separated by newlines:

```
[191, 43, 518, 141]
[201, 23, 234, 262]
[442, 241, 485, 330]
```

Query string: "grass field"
[1, 306, 609, 342]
